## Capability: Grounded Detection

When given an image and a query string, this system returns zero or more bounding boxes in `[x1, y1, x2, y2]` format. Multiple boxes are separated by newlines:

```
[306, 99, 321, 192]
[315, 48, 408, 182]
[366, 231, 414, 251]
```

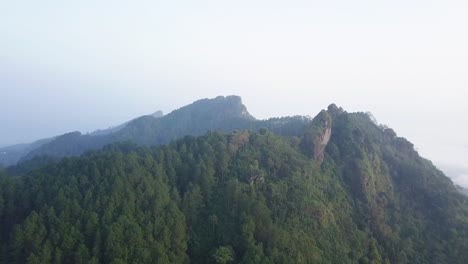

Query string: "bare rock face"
[301, 110, 332, 163]
[312, 117, 332, 163]
[301, 104, 343, 164]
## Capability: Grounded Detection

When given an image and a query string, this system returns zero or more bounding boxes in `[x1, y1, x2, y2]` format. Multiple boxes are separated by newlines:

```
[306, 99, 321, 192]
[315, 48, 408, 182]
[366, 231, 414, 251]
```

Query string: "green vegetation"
[1, 107, 467, 263]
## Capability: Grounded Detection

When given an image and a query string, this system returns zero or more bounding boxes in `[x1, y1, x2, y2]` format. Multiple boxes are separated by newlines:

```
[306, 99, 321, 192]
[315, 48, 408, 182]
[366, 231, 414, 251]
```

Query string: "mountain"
[88, 123, 128, 137]
[2, 96, 310, 167]
[1, 101, 467, 263]
[88, 110, 162, 137]
[0, 137, 54, 167]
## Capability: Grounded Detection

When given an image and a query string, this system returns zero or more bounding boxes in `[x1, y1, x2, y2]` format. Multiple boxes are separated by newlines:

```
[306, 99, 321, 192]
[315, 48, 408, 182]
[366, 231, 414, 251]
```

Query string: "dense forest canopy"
[1, 102, 468, 264]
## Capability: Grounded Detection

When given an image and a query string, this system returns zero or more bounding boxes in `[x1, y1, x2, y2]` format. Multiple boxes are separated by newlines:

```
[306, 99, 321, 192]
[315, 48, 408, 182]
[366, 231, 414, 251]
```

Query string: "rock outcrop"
[311, 111, 333, 163]
[301, 104, 343, 164]
[301, 104, 345, 164]
[151, 110, 164, 118]
[313, 120, 332, 162]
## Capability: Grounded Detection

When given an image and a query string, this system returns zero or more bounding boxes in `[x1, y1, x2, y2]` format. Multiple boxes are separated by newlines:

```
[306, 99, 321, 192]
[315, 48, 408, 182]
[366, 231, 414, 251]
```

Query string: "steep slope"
[18, 96, 310, 164]
[322, 110, 468, 263]
[1, 105, 468, 264]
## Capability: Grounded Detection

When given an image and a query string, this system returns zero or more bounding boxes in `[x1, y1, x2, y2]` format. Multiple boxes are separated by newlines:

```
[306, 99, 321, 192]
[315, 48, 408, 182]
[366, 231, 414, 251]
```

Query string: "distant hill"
[0, 137, 54, 167]
[1, 101, 467, 263]
[1, 96, 311, 167]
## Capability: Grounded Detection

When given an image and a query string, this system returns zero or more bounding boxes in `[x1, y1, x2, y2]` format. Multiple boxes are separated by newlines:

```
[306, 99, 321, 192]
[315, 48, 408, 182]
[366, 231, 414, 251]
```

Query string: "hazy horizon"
[1, 1, 467, 185]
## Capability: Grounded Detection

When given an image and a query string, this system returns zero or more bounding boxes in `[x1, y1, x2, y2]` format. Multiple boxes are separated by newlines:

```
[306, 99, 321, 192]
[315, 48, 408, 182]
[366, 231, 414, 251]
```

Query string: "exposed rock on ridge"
[151, 110, 164, 118]
[301, 104, 344, 163]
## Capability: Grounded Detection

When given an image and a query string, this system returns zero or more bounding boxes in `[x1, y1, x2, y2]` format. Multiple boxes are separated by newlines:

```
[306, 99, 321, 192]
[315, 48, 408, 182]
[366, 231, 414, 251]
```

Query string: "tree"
[212, 246, 234, 264]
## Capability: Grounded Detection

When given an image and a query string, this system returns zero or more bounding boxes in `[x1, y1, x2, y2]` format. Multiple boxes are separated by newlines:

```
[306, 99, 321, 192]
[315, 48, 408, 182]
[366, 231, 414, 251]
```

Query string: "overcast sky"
[1, 1, 467, 185]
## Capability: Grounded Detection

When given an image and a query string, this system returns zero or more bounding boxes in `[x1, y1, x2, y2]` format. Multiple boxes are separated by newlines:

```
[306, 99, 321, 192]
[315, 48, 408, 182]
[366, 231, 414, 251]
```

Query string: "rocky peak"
[218, 95, 254, 119]
[301, 109, 333, 164]
[327, 103, 345, 117]
[151, 110, 164, 118]
[186, 95, 255, 120]
[312, 111, 333, 163]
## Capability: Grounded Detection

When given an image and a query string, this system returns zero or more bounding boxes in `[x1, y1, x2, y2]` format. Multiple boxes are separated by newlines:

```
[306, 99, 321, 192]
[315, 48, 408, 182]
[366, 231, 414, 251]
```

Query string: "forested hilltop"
[1, 102, 468, 263]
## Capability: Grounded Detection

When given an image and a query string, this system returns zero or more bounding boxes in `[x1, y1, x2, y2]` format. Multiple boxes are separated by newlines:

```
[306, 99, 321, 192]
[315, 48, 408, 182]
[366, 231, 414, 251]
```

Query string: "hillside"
[1, 104, 467, 263]
[0, 96, 310, 167]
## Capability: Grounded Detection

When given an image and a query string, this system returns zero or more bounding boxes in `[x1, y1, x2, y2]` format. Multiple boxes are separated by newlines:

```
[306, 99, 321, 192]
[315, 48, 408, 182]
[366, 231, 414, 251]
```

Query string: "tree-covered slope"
[322, 110, 468, 263]
[1, 106, 468, 264]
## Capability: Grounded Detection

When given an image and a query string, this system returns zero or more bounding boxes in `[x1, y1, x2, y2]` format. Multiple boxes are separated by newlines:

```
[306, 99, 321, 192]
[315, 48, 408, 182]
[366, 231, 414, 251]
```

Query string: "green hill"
[1, 103, 467, 263]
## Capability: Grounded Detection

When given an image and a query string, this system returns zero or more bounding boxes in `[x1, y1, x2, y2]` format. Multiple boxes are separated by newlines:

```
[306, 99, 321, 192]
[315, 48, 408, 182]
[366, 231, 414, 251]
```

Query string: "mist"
[1, 0, 467, 185]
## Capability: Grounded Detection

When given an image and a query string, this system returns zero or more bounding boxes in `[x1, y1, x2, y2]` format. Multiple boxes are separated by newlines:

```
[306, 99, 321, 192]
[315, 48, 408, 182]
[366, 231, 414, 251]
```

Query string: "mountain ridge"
[1, 102, 467, 263]
[2, 95, 310, 167]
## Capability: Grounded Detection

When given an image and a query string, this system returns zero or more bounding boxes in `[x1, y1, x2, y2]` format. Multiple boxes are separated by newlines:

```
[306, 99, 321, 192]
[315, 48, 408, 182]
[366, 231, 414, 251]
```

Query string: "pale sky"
[1, 1, 467, 185]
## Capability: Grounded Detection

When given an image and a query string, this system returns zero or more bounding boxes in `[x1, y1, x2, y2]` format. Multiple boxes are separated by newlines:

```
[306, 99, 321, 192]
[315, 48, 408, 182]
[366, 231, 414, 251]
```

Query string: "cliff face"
[312, 113, 332, 163]
[301, 104, 343, 164]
